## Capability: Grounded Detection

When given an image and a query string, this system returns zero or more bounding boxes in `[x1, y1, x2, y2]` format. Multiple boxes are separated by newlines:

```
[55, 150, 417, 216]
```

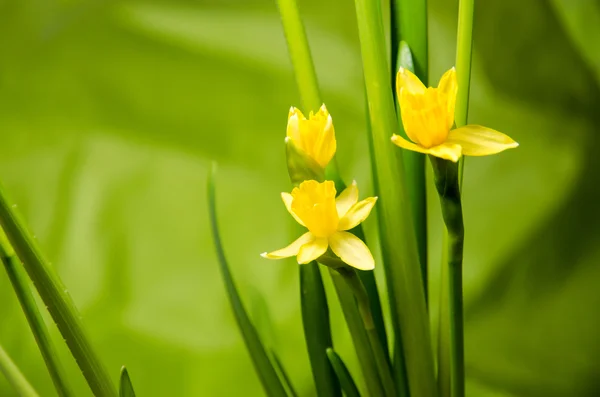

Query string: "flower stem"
[329, 268, 385, 397]
[455, 0, 475, 184]
[0, 228, 73, 397]
[337, 267, 396, 397]
[429, 157, 465, 397]
[0, 343, 40, 397]
[0, 182, 118, 397]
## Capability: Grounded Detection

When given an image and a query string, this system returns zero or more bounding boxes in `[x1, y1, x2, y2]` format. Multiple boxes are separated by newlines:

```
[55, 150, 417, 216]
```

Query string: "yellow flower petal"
[335, 181, 358, 218]
[328, 231, 375, 270]
[281, 192, 305, 226]
[396, 67, 426, 96]
[437, 67, 458, 130]
[261, 232, 314, 259]
[391, 134, 462, 162]
[428, 142, 463, 162]
[338, 197, 378, 231]
[297, 237, 328, 264]
[446, 125, 519, 156]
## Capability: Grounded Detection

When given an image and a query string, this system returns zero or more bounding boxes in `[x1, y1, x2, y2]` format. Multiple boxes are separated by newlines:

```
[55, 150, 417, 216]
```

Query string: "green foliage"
[0, 0, 599, 396]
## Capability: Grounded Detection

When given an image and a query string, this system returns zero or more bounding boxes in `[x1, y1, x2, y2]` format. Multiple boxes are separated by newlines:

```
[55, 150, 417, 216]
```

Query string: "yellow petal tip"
[260, 252, 268, 258]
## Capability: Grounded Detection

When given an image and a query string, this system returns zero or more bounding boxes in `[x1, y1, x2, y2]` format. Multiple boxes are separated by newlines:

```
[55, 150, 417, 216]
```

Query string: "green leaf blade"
[119, 367, 136, 397]
[207, 163, 287, 397]
[326, 348, 361, 397]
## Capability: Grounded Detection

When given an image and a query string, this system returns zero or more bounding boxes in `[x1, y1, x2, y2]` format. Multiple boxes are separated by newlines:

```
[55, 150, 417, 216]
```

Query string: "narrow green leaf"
[299, 262, 341, 397]
[207, 163, 287, 397]
[0, 343, 40, 397]
[329, 268, 385, 397]
[391, 0, 428, 84]
[0, 228, 73, 397]
[352, 1, 437, 397]
[0, 182, 117, 396]
[326, 348, 361, 397]
[275, 0, 321, 112]
[119, 367, 136, 397]
[270, 351, 299, 397]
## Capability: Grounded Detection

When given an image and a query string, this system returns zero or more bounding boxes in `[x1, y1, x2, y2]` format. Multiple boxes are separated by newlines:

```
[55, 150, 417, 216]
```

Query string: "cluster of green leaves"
[0, 0, 599, 396]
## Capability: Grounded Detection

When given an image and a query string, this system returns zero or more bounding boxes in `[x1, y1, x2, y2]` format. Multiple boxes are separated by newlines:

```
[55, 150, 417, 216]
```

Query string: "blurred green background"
[1, 0, 600, 396]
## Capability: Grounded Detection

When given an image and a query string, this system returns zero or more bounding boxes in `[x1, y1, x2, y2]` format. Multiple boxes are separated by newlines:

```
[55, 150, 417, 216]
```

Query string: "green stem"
[436, 230, 451, 397]
[455, 0, 475, 185]
[337, 268, 396, 397]
[0, 343, 40, 397]
[0, 183, 117, 397]
[429, 157, 465, 397]
[0, 229, 73, 397]
[352, 0, 437, 395]
[329, 268, 385, 397]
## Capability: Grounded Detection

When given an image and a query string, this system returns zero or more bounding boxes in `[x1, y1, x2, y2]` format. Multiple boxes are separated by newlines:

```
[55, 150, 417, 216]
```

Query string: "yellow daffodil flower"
[287, 104, 336, 168]
[261, 180, 377, 270]
[391, 67, 518, 162]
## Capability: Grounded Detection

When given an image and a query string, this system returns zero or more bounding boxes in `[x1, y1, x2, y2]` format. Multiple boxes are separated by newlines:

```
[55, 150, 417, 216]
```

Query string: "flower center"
[291, 180, 339, 238]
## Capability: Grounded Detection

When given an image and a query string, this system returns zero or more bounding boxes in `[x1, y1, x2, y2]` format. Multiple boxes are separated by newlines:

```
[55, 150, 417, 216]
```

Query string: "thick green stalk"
[393, 42, 428, 308]
[429, 157, 464, 397]
[0, 183, 117, 397]
[352, 0, 437, 396]
[0, 343, 39, 397]
[455, 0, 475, 184]
[337, 268, 396, 397]
[0, 229, 73, 397]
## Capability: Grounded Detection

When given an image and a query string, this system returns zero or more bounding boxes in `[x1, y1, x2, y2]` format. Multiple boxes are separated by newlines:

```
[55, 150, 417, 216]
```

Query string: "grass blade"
[270, 351, 299, 397]
[326, 348, 361, 397]
[119, 367, 136, 397]
[0, 182, 117, 397]
[0, 229, 73, 397]
[352, 0, 437, 396]
[207, 163, 287, 397]
[0, 343, 39, 397]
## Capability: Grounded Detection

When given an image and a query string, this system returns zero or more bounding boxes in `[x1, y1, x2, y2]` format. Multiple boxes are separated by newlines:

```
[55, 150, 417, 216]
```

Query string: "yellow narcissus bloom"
[287, 104, 336, 168]
[261, 180, 377, 270]
[391, 67, 518, 162]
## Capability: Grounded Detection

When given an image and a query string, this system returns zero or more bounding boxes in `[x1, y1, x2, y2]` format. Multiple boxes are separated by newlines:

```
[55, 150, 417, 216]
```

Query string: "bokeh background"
[1, 0, 599, 396]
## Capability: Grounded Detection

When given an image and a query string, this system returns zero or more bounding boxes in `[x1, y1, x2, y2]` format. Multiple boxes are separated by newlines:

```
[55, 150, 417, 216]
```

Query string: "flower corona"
[286, 104, 336, 169]
[261, 180, 377, 270]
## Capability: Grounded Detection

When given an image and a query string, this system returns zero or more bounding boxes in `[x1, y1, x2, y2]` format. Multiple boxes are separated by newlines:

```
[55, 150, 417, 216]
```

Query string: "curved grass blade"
[0, 343, 39, 397]
[0, 182, 117, 397]
[0, 229, 73, 397]
[352, 0, 437, 395]
[270, 351, 298, 397]
[119, 367, 136, 397]
[207, 163, 287, 397]
[326, 348, 361, 397]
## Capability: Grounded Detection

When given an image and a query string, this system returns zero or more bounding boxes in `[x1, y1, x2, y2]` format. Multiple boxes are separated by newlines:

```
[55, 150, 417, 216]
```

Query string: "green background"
[1, 0, 599, 396]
